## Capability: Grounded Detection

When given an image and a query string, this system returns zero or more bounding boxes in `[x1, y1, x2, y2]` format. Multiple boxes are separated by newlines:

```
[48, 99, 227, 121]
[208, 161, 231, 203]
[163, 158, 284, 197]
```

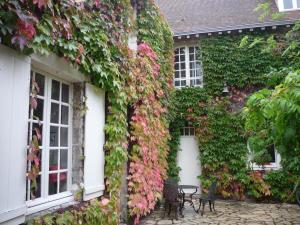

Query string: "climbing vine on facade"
[127, 1, 174, 224]
[1, 0, 173, 224]
[168, 31, 294, 201]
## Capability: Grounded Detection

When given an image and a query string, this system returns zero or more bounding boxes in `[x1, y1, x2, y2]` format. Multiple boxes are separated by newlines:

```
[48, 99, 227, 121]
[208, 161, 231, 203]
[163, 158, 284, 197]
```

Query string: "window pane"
[49, 173, 58, 195]
[190, 62, 195, 69]
[32, 123, 43, 145]
[175, 71, 180, 79]
[189, 47, 195, 53]
[175, 80, 180, 87]
[174, 63, 179, 70]
[175, 48, 179, 54]
[29, 175, 41, 200]
[50, 103, 59, 124]
[37, 149, 43, 170]
[180, 55, 185, 61]
[189, 54, 195, 61]
[267, 145, 276, 163]
[49, 150, 58, 171]
[181, 80, 186, 86]
[190, 70, 195, 77]
[175, 55, 179, 62]
[180, 47, 185, 54]
[27, 147, 42, 170]
[27, 122, 31, 145]
[50, 126, 59, 147]
[196, 79, 201, 85]
[61, 84, 69, 103]
[283, 0, 293, 9]
[35, 73, 45, 96]
[190, 128, 195, 135]
[184, 128, 190, 135]
[59, 172, 67, 193]
[60, 150, 68, 169]
[33, 98, 44, 121]
[28, 98, 32, 119]
[60, 127, 68, 147]
[190, 79, 195, 86]
[51, 80, 60, 100]
[196, 69, 201, 77]
[61, 106, 69, 125]
[181, 70, 186, 78]
[181, 62, 185, 70]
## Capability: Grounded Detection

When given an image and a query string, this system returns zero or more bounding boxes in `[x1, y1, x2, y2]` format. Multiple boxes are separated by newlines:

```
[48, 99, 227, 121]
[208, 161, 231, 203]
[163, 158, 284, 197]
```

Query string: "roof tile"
[155, 0, 300, 35]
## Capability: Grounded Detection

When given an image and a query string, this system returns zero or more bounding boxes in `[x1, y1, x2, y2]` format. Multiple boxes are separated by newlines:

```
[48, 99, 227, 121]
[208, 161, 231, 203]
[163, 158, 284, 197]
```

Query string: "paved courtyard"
[140, 200, 300, 225]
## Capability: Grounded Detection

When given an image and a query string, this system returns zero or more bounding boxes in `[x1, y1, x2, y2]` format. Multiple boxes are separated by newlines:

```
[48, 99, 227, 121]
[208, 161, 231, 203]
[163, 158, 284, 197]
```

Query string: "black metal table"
[178, 185, 198, 215]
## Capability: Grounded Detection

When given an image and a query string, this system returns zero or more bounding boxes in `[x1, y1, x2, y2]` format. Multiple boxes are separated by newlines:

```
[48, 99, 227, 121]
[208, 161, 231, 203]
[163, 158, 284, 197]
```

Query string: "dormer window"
[277, 0, 300, 11]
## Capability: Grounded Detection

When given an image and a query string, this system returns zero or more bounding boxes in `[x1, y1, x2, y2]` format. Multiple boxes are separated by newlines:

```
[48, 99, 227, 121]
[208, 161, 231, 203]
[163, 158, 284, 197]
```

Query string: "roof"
[155, 0, 300, 36]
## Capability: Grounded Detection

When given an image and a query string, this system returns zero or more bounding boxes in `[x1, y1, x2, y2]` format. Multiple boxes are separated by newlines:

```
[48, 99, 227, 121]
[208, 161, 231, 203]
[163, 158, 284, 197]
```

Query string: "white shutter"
[0, 45, 30, 224]
[83, 84, 105, 201]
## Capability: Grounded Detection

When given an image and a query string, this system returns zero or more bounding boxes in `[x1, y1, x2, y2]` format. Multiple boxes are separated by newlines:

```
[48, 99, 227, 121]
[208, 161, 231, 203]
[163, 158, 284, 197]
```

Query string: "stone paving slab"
[140, 200, 300, 225]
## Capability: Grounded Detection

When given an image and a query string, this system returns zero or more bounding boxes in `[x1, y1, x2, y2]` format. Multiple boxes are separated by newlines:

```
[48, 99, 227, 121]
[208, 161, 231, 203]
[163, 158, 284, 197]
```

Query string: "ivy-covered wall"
[200, 33, 289, 95]
[1, 0, 173, 224]
[168, 31, 296, 201]
[127, 1, 173, 223]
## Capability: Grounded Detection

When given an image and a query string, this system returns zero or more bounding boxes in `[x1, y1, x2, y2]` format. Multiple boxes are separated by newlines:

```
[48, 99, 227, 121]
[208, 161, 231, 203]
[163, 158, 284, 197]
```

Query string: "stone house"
[156, 0, 300, 189]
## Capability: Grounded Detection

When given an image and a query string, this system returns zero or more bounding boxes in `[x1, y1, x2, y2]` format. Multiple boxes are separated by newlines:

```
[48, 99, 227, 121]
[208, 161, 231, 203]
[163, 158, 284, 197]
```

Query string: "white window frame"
[248, 143, 281, 171]
[180, 127, 195, 136]
[26, 67, 73, 214]
[174, 45, 204, 89]
[277, 0, 300, 11]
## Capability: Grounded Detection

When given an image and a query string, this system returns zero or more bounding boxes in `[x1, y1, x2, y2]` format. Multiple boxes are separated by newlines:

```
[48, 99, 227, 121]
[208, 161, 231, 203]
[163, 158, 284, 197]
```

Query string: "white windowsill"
[175, 84, 203, 89]
[26, 192, 74, 215]
[251, 163, 280, 171]
[279, 8, 300, 12]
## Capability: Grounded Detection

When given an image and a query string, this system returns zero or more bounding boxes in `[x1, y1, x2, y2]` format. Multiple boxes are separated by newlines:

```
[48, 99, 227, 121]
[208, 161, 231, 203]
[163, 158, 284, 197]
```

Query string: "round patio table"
[178, 185, 198, 215]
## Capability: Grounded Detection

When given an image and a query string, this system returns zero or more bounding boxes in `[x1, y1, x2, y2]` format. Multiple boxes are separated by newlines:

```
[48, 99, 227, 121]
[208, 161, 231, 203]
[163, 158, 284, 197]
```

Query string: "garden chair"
[197, 181, 217, 216]
[163, 178, 182, 219]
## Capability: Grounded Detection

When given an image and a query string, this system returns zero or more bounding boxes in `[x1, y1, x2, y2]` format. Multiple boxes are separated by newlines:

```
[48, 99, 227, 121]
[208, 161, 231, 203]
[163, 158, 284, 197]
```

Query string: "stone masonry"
[140, 200, 300, 225]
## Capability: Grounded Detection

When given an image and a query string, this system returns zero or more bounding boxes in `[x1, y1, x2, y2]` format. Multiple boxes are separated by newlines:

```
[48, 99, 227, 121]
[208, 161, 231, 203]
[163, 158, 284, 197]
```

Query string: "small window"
[283, 0, 293, 9]
[249, 143, 280, 170]
[266, 145, 276, 163]
[279, 0, 300, 11]
[180, 127, 195, 136]
[26, 70, 72, 201]
[174, 46, 203, 88]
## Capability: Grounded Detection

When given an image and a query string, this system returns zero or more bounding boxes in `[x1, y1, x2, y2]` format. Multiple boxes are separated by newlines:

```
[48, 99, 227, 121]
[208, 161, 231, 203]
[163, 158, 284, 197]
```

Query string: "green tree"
[245, 71, 300, 174]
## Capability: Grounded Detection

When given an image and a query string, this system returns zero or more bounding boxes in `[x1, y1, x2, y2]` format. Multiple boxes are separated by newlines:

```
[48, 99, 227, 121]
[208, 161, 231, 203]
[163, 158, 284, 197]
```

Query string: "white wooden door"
[178, 136, 201, 193]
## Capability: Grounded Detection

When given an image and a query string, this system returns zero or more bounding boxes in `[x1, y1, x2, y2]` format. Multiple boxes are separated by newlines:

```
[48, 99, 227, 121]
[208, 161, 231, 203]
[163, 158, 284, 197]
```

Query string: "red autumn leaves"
[12, 19, 36, 49]
[128, 43, 170, 225]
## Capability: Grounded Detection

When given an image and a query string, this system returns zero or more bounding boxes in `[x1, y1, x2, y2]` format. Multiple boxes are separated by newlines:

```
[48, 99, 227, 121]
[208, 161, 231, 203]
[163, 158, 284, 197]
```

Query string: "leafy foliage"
[245, 71, 300, 174]
[126, 2, 174, 223]
[168, 32, 291, 201]
[127, 43, 170, 224]
[264, 170, 297, 202]
[247, 171, 271, 200]
[27, 75, 42, 198]
[199, 100, 249, 199]
[200, 34, 288, 95]
[1, 0, 173, 224]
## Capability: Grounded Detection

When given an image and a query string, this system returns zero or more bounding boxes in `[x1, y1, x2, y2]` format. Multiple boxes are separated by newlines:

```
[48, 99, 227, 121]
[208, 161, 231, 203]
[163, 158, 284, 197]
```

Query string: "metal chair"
[197, 181, 217, 216]
[163, 178, 182, 219]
